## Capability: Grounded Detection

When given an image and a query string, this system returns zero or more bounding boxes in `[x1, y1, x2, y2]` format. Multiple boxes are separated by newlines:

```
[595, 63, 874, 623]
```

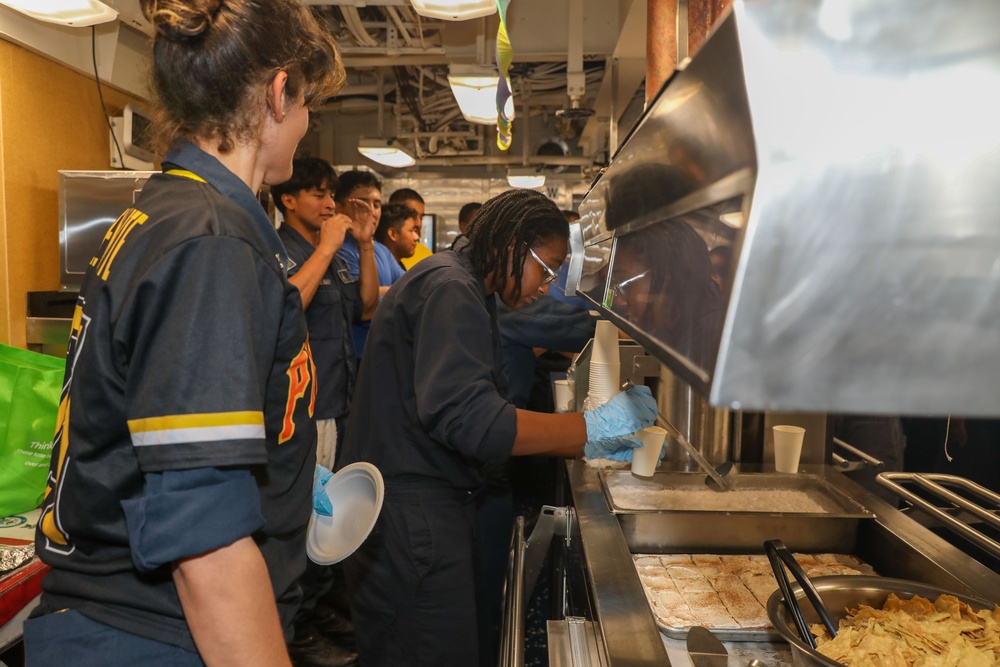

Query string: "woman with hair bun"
[337, 188, 657, 667]
[26, 1, 345, 665]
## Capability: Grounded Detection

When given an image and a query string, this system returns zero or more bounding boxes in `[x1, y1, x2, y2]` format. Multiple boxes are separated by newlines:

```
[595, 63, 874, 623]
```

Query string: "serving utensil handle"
[763, 539, 839, 647]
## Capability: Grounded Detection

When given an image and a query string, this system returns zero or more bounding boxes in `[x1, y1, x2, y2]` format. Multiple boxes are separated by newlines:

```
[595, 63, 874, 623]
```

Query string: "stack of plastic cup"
[585, 320, 620, 409]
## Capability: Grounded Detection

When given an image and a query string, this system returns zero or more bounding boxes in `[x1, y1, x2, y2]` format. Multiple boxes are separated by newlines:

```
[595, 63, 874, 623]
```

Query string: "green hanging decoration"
[495, 0, 514, 150]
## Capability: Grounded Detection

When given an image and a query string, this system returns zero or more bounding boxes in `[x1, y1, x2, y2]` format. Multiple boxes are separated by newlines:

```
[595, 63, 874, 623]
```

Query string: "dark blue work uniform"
[338, 239, 516, 667]
[28, 141, 316, 665]
[279, 225, 361, 424]
[497, 295, 596, 409]
[472, 296, 596, 666]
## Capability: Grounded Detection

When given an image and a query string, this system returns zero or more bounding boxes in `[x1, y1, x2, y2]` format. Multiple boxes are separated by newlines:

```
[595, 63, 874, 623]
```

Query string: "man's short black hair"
[334, 170, 382, 202]
[375, 203, 418, 245]
[459, 202, 483, 225]
[389, 188, 424, 205]
[270, 157, 337, 214]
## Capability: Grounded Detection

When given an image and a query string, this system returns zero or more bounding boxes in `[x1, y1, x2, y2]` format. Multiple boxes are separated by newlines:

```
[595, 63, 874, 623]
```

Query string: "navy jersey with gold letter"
[34, 141, 316, 651]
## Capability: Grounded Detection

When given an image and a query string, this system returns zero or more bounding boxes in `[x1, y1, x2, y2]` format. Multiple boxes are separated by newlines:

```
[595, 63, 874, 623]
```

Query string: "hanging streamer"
[495, 0, 514, 150]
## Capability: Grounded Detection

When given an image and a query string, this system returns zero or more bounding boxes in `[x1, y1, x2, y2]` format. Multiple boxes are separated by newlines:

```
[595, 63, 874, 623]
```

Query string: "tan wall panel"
[0, 39, 144, 348]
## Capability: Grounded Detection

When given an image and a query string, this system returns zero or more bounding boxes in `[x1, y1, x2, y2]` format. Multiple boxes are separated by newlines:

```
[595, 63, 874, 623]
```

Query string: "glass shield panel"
[578, 238, 614, 307]
[606, 195, 744, 377]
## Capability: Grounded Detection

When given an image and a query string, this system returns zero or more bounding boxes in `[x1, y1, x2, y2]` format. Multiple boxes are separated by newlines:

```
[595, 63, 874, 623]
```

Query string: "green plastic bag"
[0, 343, 64, 517]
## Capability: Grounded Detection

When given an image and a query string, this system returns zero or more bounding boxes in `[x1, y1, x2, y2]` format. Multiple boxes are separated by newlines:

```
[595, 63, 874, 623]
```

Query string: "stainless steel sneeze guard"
[567, 0, 1000, 415]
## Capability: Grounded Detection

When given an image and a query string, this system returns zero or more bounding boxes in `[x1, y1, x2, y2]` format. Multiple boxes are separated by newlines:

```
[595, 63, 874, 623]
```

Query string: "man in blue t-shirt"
[334, 170, 405, 358]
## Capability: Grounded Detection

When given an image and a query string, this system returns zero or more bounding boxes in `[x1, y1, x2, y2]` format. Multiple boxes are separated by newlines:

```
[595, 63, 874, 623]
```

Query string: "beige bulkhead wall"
[0, 21, 148, 348]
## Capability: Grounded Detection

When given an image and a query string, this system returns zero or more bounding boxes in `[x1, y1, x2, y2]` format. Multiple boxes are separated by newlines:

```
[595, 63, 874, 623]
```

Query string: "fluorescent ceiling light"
[357, 138, 416, 168]
[507, 168, 545, 189]
[448, 64, 515, 126]
[0, 0, 118, 26]
[719, 212, 744, 228]
[410, 0, 496, 21]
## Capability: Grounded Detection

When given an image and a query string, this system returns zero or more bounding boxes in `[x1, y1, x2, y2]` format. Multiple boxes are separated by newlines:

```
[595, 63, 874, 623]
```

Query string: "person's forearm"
[287, 247, 335, 309]
[173, 536, 291, 667]
[511, 409, 587, 457]
[357, 241, 379, 320]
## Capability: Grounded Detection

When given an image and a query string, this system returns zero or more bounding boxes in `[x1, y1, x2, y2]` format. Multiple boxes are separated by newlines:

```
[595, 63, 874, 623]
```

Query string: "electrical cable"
[418, 66, 425, 108]
[384, 6, 413, 47]
[944, 415, 954, 462]
[93, 26, 125, 169]
[343, 6, 378, 47]
[411, 8, 427, 50]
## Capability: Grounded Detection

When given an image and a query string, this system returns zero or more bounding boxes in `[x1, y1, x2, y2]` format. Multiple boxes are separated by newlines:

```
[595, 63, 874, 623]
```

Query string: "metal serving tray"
[634, 553, 876, 642]
[600, 471, 874, 554]
[767, 575, 996, 666]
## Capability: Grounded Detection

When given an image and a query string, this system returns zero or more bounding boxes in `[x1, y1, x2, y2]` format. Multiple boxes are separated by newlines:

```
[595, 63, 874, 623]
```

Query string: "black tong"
[764, 539, 839, 649]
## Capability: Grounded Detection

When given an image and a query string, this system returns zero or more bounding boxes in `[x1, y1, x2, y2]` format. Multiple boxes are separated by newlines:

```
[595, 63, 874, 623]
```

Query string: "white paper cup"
[591, 320, 620, 367]
[553, 379, 573, 413]
[631, 426, 667, 477]
[588, 378, 619, 397]
[589, 361, 619, 391]
[583, 394, 612, 411]
[773, 425, 805, 473]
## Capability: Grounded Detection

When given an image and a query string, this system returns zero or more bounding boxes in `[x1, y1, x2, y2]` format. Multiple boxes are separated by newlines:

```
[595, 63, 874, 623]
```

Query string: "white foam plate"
[306, 462, 384, 565]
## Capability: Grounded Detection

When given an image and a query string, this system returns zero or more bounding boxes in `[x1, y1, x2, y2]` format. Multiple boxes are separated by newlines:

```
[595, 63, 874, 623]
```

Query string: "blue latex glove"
[584, 435, 642, 461]
[313, 465, 334, 517]
[584, 434, 671, 463]
[583, 385, 657, 442]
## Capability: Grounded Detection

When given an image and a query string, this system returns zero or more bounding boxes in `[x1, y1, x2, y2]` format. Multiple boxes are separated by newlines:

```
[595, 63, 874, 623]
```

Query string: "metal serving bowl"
[766, 575, 995, 667]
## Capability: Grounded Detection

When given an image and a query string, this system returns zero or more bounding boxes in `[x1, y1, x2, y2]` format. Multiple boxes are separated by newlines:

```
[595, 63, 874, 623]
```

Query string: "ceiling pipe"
[377, 69, 385, 137]
[566, 0, 585, 108]
[384, 5, 414, 47]
[646, 0, 678, 105]
[521, 97, 530, 167]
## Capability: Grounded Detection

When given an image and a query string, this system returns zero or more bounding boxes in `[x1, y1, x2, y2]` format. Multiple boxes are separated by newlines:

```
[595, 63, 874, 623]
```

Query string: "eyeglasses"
[527, 246, 560, 285]
[610, 271, 649, 299]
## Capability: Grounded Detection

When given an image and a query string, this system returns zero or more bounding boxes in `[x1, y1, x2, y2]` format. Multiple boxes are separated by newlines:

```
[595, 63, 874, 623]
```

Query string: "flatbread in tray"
[633, 553, 876, 641]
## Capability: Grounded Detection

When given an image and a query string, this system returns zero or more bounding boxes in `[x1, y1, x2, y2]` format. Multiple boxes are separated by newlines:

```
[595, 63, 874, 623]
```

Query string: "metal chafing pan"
[636, 552, 875, 643]
[766, 575, 996, 667]
[600, 471, 874, 553]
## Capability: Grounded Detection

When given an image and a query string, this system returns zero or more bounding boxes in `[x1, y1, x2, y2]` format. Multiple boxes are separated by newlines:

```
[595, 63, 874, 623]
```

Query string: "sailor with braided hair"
[338, 188, 657, 667]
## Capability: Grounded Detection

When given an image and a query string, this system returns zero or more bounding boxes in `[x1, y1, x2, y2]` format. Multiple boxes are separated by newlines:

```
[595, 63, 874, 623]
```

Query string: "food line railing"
[877, 473, 1000, 564]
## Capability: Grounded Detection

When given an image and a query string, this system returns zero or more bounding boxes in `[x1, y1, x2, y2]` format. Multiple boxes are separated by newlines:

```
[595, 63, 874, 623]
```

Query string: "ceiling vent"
[536, 137, 570, 173]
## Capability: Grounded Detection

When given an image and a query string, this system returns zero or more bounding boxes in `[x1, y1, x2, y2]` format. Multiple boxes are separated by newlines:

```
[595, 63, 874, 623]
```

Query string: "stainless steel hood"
[567, 0, 1000, 416]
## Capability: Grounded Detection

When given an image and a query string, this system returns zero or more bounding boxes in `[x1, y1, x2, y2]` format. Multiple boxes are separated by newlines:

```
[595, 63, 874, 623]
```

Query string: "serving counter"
[551, 459, 1000, 666]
